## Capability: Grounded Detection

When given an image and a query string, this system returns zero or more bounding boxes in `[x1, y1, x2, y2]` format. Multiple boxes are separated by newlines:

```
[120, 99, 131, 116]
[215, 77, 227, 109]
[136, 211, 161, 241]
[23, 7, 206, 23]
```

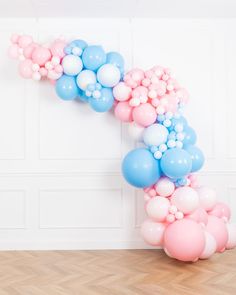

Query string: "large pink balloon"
[200, 231, 217, 259]
[146, 196, 170, 222]
[171, 186, 199, 214]
[226, 223, 236, 250]
[32, 46, 51, 66]
[154, 177, 175, 197]
[50, 40, 66, 58]
[206, 215, 228, 252]
[114, 101, 133, 122]
[208, 202, 231, 221]
[132, 103, 157, 127]
[164, 219, 205, 262]
[18, 59, 33, 79]
[186, 207, 208, 225]
[141, 219, 166, 246]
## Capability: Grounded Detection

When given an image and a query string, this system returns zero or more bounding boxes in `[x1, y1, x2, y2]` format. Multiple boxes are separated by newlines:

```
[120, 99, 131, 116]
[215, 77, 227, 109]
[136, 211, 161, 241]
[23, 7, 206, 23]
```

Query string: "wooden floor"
[0, 249, 235, 295]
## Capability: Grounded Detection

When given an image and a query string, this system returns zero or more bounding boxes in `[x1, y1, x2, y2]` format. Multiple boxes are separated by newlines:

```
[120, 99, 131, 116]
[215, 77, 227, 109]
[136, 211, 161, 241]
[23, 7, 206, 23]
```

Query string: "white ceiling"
[0, 0, 236, 18]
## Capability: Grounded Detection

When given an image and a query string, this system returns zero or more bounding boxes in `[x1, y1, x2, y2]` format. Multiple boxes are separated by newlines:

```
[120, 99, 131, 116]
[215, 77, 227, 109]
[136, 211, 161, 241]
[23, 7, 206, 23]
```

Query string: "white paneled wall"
[0, 18, 235, 249]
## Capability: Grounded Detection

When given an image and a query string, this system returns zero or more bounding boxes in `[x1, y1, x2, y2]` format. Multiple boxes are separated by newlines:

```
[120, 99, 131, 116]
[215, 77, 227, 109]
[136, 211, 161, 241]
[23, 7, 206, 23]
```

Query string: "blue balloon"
[106, 51, 124, 74]
[122, 148, 161, 188]
[70, 39, 88, 50]
[89, 88, 114, 112]
[169, 116, 188, 131]
[183, 126, 197, 146]
[184, 145, 204, 172]
[77, 89, 89, 102]
[82, 45, 106, 71]
[55, 75, 78, 100]
[160, 148, 192, 179]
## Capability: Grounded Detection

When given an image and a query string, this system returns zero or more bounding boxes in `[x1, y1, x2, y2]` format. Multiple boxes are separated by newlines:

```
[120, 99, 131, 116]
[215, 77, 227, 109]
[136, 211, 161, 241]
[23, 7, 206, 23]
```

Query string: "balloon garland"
[8, 34, 236, 262]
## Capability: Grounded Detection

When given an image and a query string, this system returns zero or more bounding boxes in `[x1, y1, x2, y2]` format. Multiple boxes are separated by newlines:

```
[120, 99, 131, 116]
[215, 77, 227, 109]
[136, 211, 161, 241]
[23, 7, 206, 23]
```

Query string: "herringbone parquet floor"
[0, 249, 235, 295]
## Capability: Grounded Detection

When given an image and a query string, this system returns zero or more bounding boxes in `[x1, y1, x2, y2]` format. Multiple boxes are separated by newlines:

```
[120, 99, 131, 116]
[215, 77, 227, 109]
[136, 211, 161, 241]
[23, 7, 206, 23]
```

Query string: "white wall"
[0, 18, 236, 249]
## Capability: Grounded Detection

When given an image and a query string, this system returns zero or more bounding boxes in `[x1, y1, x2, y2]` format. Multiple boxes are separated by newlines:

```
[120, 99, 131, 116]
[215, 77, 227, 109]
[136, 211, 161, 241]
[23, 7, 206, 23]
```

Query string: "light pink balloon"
[164, 219, 205, 262]
[141, 219, 166, 246]
[50, 40, 66, 58]
[8, 44, 19, 59]
[32, 46, 51, 66]
[200, 231, 217, 259]
[146, 196, 170, 222]
[226, 223, 236, 249]
[196, 186, 217, 211]
[206, 215, 228, 252]
[18, 35, 33, 48]
[113, 82, 131, 101]
[132, 103, 157, 127]
[154, 177, 175, 197]
[114, 101, 133, 122]
[23, 43, 38, 59]
[18, 59, 33, 79]
[171, 186, 199, 214]
[208, 202, 231, 221]
[186, 207, 208, 225]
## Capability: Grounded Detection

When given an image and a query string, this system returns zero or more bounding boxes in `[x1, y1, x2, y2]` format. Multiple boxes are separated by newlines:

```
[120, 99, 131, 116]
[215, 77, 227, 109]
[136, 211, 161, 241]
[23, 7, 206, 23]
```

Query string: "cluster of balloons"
[9, 34, 236, 262]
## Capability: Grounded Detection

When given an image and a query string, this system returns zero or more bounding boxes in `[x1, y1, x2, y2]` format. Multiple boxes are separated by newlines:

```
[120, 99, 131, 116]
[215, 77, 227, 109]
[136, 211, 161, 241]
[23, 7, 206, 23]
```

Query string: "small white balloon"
[146, 196, 170, 222]
[62, 54, 83, 76]
[226, 223, 236, 249]
[171, 186, 199, 214]
[196, 186, 217, 211]
[141, 219, 166, 246]
[143, 123, 169, 147]
[76, 70, 96, 91]
[200, 231, 217, 259]
[97, 64, 121, 87]
[128, 122, 144, 142]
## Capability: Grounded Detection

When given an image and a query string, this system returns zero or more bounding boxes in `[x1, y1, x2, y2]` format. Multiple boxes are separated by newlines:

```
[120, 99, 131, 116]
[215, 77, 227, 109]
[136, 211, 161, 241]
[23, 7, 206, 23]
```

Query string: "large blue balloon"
[55, 75, 78, 100]
[183, 126, 197, 146]
[82, 45, 106, 71]
[184, 145, 204, 172]
[160, 148, 192, 179]
[89, 88, 114, 112]
[106, 51, 124, 74]
[122, 148, 161, 188]
[77, 89, 89, 102]
[169, 116, 188, 131]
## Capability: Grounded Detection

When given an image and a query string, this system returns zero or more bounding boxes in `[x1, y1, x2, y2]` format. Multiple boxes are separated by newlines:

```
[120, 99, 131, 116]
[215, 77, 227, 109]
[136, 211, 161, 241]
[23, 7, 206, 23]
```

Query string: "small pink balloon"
[208, 202, 231, 221]
[141, 219, 166, 246]
[132, 103, 157, 127]
[32, 46, 51, 66]
[186, 207, 208, 225]
[18, 59, 33, 79]
[39, 67, 48, 77]
[200, 231, 217, 259]
[206, 215, 228, 252]
[113, 82, 131, 101]
[8, 44, 19, 59]
[226, 223, 236, 249]
[171, 187, 199, 214]
[154, 177, 175, 197]
[54, 64, 63, 74]
[50, 40, 66, 58]
[10, 34, 19, 44]
[18, 35, 33, 48]
[146, 196, 170, 222]
[114, 101, 133, 122]
[23, 43, 38, 59]
[164, 219, 205, 262]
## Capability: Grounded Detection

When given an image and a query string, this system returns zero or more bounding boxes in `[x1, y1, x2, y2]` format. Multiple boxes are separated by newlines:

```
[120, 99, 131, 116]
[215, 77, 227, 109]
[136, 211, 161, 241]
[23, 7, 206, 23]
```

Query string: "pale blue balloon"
[70, 39, 88, 50]
[183, 126, 197, 146]
[82, 45, 106, 71]
[89, 88, 114, 112]
[160, 148, 192, 179]
[106, 51, 124, 74]
[55, 75, 78, 100]
[184, 145, 204, 172]
[122, 148, 161, 188]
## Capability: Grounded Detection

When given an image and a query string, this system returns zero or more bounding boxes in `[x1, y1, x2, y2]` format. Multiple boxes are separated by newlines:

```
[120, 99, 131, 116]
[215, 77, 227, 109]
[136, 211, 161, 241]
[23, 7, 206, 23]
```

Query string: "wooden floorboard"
[0, 249, 235, 294]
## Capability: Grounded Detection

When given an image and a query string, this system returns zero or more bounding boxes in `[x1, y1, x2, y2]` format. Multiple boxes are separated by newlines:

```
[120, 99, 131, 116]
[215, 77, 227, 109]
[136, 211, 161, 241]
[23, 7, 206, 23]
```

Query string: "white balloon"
[196, 186, 217, 211]
[226, 223, 236, 249]
[141, 219, 166, 246]
[171, 187, 199, 214]
[146, 196, 170, 222]
[154, 177, 175, 197]
[97, 64, 121, 87]
[200, 231, 217, 259]
[128, 122, 144, 142]
[143, 124, 168, 147]
[113, 82, 131, 101]
[76, 70, 96, 91]
[62, 55, 83, 76]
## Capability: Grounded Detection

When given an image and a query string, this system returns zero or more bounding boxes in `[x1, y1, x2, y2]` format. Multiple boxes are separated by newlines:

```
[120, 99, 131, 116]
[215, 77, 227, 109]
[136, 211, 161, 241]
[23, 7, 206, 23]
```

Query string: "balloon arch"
[8, 34, 236, 262]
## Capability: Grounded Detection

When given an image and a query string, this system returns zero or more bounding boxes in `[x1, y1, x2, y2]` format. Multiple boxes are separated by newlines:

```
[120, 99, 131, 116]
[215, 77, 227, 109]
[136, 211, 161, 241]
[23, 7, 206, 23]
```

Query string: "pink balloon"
[18, 35, 33, 48]
[196, 186, 217, 211]
[114, 101, 133, 122]
[200, 231, 217, 259]
[146, 196, 170, 222]
[50, 40, 66, 58]
[141, 219, 166, 246]
[206, 215, 228, 252]
[164, 219, 205, 262]
[154, 177, 175, 197]
[32, 47, 51, 66]
[171, 187, 199, 214]
[186, 207, 208, 225]
[208, 202, 231, 221]
[132, 103, 157, 127]
[226, 223, 236, 250]
[113, 82, 131, 101]
[23, 43, 38, 59]
[8, 44, 19, 59]
[18, 59, 33, 79]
